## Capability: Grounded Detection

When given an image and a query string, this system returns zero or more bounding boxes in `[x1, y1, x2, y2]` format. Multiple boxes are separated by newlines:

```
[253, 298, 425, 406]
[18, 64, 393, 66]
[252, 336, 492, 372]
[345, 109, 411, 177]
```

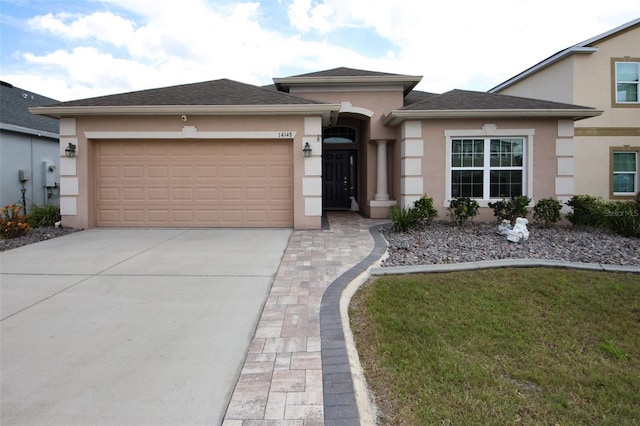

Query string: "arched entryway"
[322, 125, 361, 210]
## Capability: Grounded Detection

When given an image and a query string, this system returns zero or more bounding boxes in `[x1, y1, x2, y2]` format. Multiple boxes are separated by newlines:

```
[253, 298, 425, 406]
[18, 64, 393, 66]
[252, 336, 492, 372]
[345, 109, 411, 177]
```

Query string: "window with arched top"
[323, 126, 357, 144]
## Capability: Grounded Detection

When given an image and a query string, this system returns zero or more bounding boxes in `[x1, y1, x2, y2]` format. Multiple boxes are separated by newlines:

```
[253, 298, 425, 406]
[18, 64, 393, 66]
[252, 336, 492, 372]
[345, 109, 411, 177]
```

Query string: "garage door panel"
[148, 188, 169, 201]
[148, 210, 169, 223]
[196, 166, 218, 178]
[123, 210, 144, 223]
[123, 188, 144, 200]
[98, 166, 119, 178]
[95, 140, 293, 227]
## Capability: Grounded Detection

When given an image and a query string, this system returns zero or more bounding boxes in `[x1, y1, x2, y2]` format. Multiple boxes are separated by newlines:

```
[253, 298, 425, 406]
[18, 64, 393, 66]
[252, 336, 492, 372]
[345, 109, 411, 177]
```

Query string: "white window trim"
[444, 126, 534, 207]
[612, 151, 638, 196]
[615, 61, 640, 104]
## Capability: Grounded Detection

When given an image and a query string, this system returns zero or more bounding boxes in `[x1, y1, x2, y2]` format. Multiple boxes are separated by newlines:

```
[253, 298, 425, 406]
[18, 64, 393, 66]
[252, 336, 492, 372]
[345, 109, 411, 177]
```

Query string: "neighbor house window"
[611, 149, 638, 197]
[451, 137, 525, 199]
[614, 60, 640, 104]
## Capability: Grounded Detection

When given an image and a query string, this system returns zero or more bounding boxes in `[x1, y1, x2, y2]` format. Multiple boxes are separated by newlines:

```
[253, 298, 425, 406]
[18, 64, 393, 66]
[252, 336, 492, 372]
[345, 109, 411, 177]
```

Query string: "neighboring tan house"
[0, 81, 60, 211]
[490, 18, 640, 202]
[31, 68, 600, 230]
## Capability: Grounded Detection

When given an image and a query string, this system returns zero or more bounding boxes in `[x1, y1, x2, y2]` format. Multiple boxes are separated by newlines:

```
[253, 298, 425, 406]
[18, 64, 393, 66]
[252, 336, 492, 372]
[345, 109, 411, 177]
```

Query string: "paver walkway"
[222, 211, 387, 425]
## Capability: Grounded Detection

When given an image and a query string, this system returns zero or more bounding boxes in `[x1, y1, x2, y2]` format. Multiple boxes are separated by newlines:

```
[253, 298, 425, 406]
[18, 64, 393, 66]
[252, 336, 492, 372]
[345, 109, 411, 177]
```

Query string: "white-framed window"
[615, 61, 639, 104]
[612, 150, 638, 196]
[450, 137, 525, 199]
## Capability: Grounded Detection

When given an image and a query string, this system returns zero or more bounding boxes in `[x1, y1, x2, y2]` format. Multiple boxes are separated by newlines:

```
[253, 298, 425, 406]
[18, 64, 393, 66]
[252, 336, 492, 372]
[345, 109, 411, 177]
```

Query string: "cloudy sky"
[1, 0, 638, 102]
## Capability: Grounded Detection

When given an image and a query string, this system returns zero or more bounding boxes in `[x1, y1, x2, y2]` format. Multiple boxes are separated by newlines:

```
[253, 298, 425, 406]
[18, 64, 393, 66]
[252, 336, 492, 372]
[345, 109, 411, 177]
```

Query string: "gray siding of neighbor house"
[0, 130, 60, 210]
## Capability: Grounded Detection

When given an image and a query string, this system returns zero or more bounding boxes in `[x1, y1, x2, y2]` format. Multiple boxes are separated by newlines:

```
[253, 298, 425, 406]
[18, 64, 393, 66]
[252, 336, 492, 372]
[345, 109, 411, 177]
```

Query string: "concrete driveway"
[0, 228, 292, 426]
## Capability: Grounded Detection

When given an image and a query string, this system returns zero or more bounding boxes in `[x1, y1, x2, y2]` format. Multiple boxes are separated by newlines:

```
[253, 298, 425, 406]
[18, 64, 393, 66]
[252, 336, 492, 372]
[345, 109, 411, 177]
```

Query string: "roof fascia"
[273, 75, 423, 95]
[30, 103, 341, 118]
[381, 109, 603, 126]
[0, 122, 59, 139]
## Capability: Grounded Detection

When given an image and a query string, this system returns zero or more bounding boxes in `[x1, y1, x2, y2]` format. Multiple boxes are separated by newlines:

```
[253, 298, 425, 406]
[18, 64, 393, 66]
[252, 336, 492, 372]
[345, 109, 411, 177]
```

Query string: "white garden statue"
[349, 196, 360, 212]
[506, 217, 530, 243]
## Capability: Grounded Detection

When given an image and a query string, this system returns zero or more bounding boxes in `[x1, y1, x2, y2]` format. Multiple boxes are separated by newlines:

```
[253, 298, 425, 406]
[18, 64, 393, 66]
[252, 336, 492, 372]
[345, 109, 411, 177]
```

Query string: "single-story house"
[31, 67, 601, 229]
[1, 81, 60, 211]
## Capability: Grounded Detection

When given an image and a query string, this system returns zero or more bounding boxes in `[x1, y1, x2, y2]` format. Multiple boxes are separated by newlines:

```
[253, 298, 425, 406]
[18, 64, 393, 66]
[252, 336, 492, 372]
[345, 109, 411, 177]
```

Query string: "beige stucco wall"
[417, 118, 561, 221]
[499, 58, 575, 104]
[573, 28, 640, 129]
[59, 114, 322, 230]
[574, 135, 640, 199]
[290, 88, 404, 140]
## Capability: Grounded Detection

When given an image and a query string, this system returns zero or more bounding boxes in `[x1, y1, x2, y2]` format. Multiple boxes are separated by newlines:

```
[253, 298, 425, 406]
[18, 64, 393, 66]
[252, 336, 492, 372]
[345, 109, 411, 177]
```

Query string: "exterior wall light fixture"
[65, 142, 77, 158]
[303, 142, 312, 158]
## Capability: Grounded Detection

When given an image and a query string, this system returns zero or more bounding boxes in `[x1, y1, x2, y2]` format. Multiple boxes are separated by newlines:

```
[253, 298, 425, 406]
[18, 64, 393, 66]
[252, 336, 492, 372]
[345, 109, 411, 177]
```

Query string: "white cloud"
[28, 12, 136, 48]
[4, 0, 638, 101]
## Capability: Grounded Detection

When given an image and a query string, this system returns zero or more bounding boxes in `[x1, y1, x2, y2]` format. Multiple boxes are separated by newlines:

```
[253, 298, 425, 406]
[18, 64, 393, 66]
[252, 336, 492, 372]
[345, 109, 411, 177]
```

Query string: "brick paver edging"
[319, 224, 387, 425]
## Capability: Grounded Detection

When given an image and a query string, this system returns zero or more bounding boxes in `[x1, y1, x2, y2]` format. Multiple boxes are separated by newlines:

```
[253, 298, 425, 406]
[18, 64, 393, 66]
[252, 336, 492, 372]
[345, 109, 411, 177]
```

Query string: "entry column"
[374, 139, 389, 201]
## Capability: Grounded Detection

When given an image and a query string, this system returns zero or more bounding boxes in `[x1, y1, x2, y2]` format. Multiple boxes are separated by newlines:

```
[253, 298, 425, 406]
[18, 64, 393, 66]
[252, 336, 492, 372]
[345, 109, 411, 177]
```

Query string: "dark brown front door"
[323, 150, 357, 209]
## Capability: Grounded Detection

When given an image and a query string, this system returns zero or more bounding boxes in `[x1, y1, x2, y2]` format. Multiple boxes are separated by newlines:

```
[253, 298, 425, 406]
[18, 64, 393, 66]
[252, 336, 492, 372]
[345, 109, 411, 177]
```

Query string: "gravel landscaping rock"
[380, 221, 640, 267]
[0, 227, 81, 251]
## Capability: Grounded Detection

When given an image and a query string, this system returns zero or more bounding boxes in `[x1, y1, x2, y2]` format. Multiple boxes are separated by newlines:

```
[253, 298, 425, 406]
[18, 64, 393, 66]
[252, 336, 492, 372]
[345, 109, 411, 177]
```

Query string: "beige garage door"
[94, 139, 293, 227]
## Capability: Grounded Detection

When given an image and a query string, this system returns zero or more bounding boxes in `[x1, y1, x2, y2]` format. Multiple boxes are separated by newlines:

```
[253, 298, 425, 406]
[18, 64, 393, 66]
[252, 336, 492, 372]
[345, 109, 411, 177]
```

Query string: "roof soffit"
[381, 108, 603, 126]
[273, 75, 423, 95]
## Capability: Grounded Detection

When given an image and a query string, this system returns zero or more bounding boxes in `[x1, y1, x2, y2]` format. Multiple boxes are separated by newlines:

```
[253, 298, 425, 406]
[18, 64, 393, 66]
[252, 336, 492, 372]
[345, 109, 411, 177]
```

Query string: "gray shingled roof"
[402, 89, 596, 111]
[0, 81, 59, 134]
[404, 90, 439, 107]
[50, 78, 326, 108]
[285, 67, 405, 78]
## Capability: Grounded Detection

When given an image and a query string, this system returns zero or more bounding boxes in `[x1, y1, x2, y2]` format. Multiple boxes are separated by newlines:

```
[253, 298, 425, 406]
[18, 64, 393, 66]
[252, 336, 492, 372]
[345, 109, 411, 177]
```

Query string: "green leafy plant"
[1, 203, 31, 239]
[602, 201, 640, 237]
[412, 195, 438, 225]
[533, 198, 563, 228]
[389, 205, 419, 233]
[448, 197, 479, 226]
[488, 195, 531, 224]
[565, 195, 607, 227]
[27, 204, 61, 227]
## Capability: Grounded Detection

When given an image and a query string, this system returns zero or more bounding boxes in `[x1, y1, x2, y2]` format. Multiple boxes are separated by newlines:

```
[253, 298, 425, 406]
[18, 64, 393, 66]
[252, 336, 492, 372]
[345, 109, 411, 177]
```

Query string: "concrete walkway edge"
[329, 225, 640, 425]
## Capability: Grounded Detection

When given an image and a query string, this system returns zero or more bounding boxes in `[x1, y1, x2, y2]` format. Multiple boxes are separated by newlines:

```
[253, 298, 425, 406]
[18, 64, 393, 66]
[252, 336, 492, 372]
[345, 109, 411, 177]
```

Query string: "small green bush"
[389, 205, 419, 233]
[27, 204, 61, 227]
[533, 198, 562, 228]
[488, 195, 531, 224]
[602, 201, 640, 237]
[412, 195, 438, 225]
[448, 197, 479, 226]
[1, 203, 31, 239]
[566, 195, 606, 227]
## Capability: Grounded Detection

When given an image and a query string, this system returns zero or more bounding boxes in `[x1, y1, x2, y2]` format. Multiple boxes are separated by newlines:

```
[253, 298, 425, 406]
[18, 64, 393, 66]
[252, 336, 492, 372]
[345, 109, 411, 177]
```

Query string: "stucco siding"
[574, 135, 640, 199]
[0, 130, 60, 209]
[498, 58, 575, 104]
[419, 119, 559, 220]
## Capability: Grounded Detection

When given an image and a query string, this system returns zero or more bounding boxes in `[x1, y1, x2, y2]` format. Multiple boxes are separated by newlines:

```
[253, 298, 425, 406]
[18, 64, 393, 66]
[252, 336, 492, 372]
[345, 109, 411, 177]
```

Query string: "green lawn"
[350, 268, 640, 425]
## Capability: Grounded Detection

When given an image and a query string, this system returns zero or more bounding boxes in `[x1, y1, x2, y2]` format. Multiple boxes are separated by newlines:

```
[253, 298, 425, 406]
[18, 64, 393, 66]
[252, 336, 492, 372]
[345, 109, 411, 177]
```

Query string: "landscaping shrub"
[602, 201, 640, 237]
[389, 205, 419, 233]
[27, 204, 61, 227]
[0, 203, 31, 239]
[448, 197, 479, 226]
[488, 195, 531, 224]
[412, 195, 438, 225]
[533, 198, 563, 228]
[565, 195, 607, 227]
